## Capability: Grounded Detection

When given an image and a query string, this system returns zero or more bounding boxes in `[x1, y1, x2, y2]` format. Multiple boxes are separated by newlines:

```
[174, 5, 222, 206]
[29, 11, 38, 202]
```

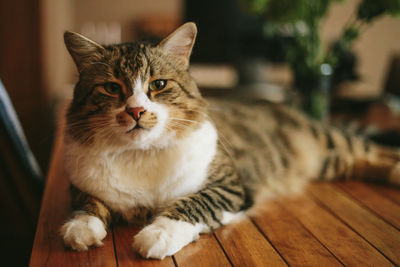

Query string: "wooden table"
[30, 120, 400, 266]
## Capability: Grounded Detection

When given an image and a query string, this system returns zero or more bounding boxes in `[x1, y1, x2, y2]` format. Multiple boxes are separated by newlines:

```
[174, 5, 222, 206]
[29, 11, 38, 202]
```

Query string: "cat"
[60, 22, 400, 259]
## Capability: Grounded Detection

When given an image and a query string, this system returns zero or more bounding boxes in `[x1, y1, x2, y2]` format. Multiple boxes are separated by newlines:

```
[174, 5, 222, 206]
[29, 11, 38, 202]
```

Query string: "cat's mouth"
[126, 124, 143, 133]
[126, 123, 151, 134]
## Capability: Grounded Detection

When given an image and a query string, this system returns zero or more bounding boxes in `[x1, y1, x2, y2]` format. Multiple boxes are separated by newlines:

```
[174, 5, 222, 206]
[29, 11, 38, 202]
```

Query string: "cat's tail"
[312, 124, 400, 186]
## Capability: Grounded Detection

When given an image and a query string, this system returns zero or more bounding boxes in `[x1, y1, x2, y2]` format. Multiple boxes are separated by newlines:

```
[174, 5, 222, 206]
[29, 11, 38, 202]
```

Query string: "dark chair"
[0, 79, 44, 266]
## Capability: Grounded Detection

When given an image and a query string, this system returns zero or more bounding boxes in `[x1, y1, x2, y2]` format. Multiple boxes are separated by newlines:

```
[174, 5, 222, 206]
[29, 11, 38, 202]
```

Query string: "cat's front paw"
[132, 217, 206, 259]
[61, 214, 107, 251]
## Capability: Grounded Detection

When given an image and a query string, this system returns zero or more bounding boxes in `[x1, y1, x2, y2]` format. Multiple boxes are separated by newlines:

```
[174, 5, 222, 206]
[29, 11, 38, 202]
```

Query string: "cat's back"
[207, 98, 324, 190]
[207, 98, 311, 141]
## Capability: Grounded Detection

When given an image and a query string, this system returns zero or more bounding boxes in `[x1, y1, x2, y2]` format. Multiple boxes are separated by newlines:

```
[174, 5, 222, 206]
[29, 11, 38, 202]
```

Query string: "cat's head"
[65, 23, 207, 150]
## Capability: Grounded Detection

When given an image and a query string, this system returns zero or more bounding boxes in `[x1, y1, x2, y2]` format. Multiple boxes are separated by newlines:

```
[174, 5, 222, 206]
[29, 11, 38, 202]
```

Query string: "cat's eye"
[149, 79, 167, 92]
[103, 82, 122, 95]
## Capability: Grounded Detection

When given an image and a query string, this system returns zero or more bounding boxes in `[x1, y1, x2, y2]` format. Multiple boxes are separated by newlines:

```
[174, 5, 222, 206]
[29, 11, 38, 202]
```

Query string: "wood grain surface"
[30, 121, 400, 266]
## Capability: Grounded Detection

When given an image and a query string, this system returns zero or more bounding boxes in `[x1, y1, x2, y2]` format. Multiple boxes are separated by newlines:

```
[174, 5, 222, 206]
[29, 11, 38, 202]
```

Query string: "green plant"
[241, 0, 400, 89]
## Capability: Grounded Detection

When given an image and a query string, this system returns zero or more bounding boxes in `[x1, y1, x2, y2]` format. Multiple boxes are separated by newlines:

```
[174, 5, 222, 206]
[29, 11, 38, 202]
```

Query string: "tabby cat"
[60, 22, 400, 259]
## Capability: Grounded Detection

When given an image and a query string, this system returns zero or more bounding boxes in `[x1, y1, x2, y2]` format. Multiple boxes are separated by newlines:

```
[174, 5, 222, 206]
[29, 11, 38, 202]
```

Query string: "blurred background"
[0, 0, 400, 265]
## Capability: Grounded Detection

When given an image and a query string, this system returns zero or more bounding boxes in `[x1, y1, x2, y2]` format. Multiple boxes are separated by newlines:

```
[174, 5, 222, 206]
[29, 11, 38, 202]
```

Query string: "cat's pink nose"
[126, 106, 145, 121]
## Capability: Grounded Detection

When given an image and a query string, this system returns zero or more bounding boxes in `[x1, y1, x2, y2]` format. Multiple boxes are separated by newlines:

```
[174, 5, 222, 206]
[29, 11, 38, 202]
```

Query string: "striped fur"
[61, 23, 400, 259]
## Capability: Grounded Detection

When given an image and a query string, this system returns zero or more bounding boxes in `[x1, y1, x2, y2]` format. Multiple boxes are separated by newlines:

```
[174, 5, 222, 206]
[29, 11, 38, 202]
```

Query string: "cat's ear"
[64, 31, 105, 73]
[158, 22, 197, 68]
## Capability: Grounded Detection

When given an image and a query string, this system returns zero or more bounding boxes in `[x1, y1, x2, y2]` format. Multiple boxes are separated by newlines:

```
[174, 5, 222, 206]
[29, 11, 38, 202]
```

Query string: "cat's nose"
[126, 106, 146, 121]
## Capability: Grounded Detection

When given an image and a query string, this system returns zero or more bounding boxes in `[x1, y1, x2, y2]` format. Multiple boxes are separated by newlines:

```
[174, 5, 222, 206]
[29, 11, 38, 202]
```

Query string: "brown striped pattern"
[63, 27, 400, 241]
[162, 150, 246, 229]
[69, 185, 112, 227]
[208, 98, 400, 201]
[64, 32, 207, 146]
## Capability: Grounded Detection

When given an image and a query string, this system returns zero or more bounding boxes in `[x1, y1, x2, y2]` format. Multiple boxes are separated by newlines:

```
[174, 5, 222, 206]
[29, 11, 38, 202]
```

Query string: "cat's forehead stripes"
[104, 43, 150, 92]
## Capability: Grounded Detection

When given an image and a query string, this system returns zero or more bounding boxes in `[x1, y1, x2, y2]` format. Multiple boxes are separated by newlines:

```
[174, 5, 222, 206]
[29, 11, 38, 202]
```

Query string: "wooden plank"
[214, 217, 287, 267]
[113, 225, 175, 267]
[281, 188, 392, 266]
[336, 182, 400, 229]
[30, 115, 117, 267]
[252, 201, 341, 266]
[372, 184, 400, 205]
[309, 183, 400, 265]
[174, 233, 230, 267]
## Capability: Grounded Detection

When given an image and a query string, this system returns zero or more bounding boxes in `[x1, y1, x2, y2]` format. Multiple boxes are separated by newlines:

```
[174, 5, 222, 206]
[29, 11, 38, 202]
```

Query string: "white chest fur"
[64, 120, 217, 221]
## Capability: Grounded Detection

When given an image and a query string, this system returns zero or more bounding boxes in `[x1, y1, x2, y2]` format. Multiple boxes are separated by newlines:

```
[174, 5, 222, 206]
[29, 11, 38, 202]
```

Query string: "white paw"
[61, 214, 107, 251]
[132, 217, 207, 259]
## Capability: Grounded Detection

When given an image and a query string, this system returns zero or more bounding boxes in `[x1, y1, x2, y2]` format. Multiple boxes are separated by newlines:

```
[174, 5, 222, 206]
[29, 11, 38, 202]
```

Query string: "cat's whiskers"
[167, 124, 192, 132]
[66, 125, 110, 136]
[167, 119, 201, 132]
[169, 117, 202, 124]
[177, 107, 209, 116]
[68, 113, 233, 158]
[216, 137, 234, 161]
[66, 118, 111, 128]
[172, 114, 232, 149]
[164, 124, 177, 133]
[177, 110, 209, 121]
[90, 61, 111, 68]
[167, 119, 232, 158]
[166, 121, 192, 130]
[67, 119, 115, 146]
[100, 128, 118, 146]
[67, 123, 110, 131]
[170, 107, 234, 153]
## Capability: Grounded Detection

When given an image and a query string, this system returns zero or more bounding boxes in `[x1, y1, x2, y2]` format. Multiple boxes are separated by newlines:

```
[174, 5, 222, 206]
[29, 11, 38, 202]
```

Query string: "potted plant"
[241, 0, 400, 120]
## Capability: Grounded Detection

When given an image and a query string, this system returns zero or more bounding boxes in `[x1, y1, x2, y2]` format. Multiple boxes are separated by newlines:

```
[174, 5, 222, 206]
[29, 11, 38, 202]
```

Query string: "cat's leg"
[60, 185, 112, 251]
[132, 174, 246, 259]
